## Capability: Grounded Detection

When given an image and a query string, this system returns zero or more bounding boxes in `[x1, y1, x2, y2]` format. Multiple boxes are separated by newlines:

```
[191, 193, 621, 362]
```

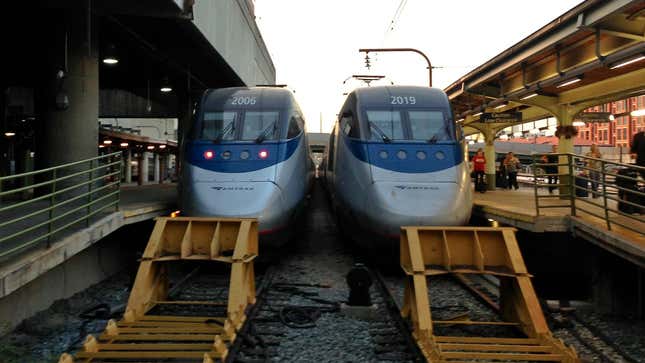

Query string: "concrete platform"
[473, 187, 645, 268]
[0, 184, 176, 333]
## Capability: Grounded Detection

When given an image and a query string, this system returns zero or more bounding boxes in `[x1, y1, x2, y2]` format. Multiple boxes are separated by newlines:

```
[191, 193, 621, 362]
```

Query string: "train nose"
[363, 181, 472, 236]
[181, 181, 287, 228]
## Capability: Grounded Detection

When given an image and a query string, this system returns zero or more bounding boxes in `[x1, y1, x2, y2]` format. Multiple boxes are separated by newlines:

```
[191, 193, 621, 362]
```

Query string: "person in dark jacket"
[541, 144, 558, 193]
[504, 152, 521, 190]
[631, 131, 645, 179]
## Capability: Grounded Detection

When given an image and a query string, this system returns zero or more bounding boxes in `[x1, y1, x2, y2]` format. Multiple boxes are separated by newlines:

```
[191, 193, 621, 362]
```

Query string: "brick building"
[577, 95, 645, 148]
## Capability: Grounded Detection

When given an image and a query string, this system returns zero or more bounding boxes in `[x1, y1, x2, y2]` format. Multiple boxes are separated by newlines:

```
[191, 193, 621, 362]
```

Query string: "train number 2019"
[390, 96, 416, 105]
[230, 96, 257, 105]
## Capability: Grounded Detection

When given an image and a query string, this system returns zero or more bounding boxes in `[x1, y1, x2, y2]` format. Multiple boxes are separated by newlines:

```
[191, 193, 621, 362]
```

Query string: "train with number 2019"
[180, 87, 313, 247]
[321, 85, 472, 250]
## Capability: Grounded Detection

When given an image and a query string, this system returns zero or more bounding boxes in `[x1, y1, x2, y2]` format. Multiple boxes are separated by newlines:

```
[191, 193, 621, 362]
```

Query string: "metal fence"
[0, 152, 122, 260]
[531, 153, 644, 235]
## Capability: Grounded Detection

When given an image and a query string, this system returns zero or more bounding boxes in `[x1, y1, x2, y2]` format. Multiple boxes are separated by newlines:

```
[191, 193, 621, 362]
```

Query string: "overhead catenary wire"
[384, 0, 408, 36]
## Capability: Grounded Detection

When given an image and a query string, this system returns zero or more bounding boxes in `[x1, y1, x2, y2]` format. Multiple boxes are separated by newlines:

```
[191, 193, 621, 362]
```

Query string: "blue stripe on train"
[344, 136, 463, 173]
[186, 136, 300, 173]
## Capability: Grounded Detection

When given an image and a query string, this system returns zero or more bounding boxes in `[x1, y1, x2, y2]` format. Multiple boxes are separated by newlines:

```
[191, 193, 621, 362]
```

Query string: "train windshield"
[202, 112, 237, 141]
[365, 109, 453, 142]
[196, 111, 280, 141]
[241, 111, 279, 141]
[366, 111, 404, 140]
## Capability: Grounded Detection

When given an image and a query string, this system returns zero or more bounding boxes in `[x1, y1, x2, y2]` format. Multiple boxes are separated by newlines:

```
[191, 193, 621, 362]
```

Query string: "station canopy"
[444, 0, 645, 136]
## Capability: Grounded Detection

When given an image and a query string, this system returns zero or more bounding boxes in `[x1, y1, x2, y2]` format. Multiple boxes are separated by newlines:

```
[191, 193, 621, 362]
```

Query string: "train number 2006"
[390, 96, 416, 105]
[230, 96, 257, 105]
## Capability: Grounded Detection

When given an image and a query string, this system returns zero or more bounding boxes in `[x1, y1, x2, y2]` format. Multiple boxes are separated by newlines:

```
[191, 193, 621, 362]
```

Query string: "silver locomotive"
[323, 86, 472, 249]
[180, 87, 313, 247]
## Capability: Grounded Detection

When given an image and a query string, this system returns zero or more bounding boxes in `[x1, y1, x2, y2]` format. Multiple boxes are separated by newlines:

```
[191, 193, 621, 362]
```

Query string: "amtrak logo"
[394, 185, 439, 190]
[211, 186, 255, 191]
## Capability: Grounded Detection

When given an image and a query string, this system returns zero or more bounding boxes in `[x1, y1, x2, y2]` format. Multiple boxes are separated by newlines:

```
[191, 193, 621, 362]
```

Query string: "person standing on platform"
[497, 154, 508, 189]
[541, 144, 559, 194]
[471, 148, 486, 193]
[585, 144, 602, 198]
[631, 131, 645, 180]
[504, 152, 520, 190]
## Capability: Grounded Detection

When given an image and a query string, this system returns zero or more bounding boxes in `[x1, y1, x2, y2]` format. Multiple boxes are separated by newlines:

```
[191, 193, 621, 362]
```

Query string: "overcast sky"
[254, 0, 582, 133]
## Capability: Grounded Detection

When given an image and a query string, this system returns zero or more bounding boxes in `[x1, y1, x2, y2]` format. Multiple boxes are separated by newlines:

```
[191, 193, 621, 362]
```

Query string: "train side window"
[327, 126, 336, 171]
[455, 121, 464, 140]
[340, 112, 360, 138]
[287, 116, 302, 138]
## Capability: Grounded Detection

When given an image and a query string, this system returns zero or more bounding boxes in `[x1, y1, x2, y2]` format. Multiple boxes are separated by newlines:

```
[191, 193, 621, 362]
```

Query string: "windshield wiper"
[213, 122, 235, 143]
[255, 121, 277, 144]
[369, 121, 391, 143]
[429, 126, 450, 143]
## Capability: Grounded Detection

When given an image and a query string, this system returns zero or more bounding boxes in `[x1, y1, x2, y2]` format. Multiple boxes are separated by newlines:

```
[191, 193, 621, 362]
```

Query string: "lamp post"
[359, 48, 433, 87]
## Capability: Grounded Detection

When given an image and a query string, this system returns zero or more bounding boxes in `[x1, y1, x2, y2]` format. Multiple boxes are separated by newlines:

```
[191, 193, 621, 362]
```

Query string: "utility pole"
[359, 48, 433, 87]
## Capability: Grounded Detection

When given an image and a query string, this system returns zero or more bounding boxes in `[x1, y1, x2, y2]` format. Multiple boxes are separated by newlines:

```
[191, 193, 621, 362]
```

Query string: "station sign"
[480, 112, 522, 123]
[575, 112, 612, 123]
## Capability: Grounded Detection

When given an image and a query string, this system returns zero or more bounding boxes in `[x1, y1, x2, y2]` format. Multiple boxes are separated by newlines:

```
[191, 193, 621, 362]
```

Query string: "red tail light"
[203, 150, 215, 160]
[258, 149, 269, 159]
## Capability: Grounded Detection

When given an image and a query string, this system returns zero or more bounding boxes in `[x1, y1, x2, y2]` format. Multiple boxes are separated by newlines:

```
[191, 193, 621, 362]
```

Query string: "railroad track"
[369, 269, 426, 362]
[56, 194, 611, 362]
[454, 273, 638, 363]
[225, 264, 425, 362]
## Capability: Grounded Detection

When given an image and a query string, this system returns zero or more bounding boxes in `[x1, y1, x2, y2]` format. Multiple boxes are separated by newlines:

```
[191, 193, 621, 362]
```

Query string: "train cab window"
[202, 111, 237, 140]
[241, 111, 280, 141]
[408, 111, 452, 141]
[287, 116, 302, 138]
[366, 110, 404, 141]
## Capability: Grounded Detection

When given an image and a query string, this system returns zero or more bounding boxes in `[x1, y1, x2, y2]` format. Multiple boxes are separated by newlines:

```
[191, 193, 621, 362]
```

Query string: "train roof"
[202, 87, 296, 109]
[350, 86, 450, 108]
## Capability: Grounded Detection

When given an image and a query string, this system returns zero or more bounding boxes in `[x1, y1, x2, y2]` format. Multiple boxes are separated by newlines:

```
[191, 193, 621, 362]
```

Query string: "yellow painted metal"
[400, 226, 580, 362]
[59, 217, 258, 363]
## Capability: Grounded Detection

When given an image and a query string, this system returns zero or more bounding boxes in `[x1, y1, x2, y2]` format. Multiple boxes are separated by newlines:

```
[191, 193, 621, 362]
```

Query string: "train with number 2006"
[180, 87, 313, 247]
[321, 85, 472, 250]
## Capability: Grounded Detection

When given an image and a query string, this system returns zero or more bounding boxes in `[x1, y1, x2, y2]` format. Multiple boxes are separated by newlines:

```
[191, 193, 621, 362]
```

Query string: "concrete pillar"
[124, 149, 132, 184]
[140, 152, 149, 184]
[158, 155, 165, 184]
[153, 153, 160, 183]
[555, 107, 575, 195]
[136, 153, 143, 185]
[39, 9, 98, 168]
[482, 126, 496, 190]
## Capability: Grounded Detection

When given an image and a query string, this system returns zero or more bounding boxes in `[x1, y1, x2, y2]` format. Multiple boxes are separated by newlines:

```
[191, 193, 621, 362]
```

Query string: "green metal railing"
[0, 152, 122, 259]
[531, 152, 644, 236]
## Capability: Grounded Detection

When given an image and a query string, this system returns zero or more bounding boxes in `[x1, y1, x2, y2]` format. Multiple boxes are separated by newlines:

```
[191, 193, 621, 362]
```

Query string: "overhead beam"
[558, 67, 645, 104]
[502, 36, 636, 94]
[465, 84, 502, 99]
[599, 28, 645, 42]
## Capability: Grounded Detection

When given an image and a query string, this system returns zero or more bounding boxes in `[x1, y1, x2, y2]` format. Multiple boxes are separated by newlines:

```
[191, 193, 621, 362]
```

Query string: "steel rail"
[0, 170, 118, 213]
[371, 269, 426, 363]
[0, 153, 122, 259]
[0, 152, 121, 181]
[528, 152, 644, 235]
[0, 188, 120, 245]
[0, 160, 120, 197]
[0, 178, 118, 229]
